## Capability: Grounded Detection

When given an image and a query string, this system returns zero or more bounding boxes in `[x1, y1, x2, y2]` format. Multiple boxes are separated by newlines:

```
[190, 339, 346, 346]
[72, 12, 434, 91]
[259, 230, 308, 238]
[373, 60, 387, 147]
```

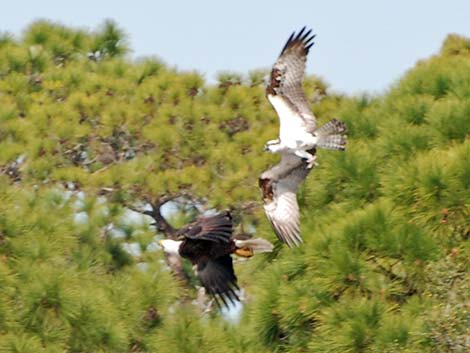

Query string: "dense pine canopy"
[0, 21, 469, 352]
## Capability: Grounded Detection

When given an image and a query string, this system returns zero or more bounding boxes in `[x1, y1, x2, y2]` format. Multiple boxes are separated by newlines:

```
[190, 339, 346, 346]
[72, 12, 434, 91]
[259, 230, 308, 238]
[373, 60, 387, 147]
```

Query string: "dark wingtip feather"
[296, 26, 306, 40]
[212, 288, 240, 310]
[280, 27, 316, 56]
[281, 31, 296, 53]
[300, 28, 312, 42]
[199, 256, 240, 309]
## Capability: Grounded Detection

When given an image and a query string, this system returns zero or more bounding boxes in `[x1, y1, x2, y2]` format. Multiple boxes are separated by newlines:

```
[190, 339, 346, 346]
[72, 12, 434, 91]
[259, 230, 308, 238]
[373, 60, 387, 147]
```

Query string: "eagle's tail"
[316, 118, 347, 151]
[234, 238, 274, 258]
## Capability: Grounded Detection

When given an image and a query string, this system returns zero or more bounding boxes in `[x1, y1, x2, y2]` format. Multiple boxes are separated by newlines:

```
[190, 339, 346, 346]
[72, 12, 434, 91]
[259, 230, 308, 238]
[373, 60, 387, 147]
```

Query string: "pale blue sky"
[2, 0, 469, 94]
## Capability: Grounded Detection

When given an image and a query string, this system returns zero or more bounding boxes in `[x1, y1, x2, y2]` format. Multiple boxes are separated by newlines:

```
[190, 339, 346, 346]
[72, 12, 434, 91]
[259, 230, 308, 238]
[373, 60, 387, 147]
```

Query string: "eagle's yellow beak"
[158, 239, 164, 246]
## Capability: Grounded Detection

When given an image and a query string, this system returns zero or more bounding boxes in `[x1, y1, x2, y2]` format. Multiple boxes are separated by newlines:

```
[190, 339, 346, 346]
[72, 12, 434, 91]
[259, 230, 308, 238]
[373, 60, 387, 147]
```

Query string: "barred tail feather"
[317, 134, 347, 150]
[316, 118, 347, 151]
[316, 118, 347, 135]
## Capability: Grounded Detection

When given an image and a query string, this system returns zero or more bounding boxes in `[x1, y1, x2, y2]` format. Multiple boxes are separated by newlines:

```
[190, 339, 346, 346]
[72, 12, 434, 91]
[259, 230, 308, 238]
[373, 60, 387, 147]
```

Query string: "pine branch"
[127, 196, 177, 238]
[146, 197, 178, 239]
[127, 196, 191, 287]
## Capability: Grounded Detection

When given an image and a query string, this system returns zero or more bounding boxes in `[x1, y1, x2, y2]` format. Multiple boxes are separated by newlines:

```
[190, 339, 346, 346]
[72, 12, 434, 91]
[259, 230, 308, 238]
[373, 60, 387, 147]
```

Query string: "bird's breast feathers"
[268, 94, 314, 145]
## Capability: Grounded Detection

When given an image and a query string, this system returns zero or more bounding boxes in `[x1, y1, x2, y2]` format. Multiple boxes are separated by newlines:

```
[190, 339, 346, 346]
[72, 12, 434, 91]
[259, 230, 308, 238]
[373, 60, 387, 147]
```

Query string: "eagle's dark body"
[179, 238, 236, 264]
[161, 211, 272, 308]
[175, 211, 240, 307]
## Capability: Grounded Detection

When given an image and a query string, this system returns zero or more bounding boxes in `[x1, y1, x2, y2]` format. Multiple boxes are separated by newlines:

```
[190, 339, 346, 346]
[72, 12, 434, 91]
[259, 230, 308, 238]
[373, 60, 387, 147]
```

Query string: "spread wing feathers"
[196, 255, 239, 308]
[267, 27, 317, 133]
[260, 155, 311, 248]
[177, 211, 233, 244]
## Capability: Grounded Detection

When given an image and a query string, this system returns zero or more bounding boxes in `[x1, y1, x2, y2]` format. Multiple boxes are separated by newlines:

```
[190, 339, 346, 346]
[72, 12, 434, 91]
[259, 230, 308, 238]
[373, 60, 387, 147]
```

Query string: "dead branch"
[128, 196, 188, 284]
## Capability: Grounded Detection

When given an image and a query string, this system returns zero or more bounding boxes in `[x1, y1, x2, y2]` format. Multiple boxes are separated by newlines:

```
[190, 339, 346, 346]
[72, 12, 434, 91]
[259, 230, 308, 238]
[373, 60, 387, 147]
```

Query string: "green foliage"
[92, 20, 129, 59]
[0, 22, 469, 352]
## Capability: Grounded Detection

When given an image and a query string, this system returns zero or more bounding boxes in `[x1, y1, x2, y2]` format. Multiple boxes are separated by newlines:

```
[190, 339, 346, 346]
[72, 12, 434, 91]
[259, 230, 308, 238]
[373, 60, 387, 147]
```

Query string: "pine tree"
[0, 21, 469, 352]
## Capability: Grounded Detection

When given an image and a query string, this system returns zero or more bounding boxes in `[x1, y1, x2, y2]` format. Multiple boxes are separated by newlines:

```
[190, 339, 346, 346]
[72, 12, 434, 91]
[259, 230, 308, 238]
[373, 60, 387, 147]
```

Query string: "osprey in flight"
[259, 27, 348, 247]
[264, 27, 347, 168]
[159, 211, 273, 307]
[259, 150, 315, 248]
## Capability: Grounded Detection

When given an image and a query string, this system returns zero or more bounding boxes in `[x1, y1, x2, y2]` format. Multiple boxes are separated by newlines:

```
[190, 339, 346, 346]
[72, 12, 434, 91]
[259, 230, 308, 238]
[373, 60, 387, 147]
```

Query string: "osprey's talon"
[258, 27, 347, 249]
[306, 155, 318, 169]
[298, 152, 317, 169]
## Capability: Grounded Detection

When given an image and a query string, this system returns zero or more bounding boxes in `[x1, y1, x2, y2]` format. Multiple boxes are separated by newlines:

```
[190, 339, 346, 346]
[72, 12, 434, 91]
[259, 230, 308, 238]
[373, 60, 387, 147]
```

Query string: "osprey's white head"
[264, 139, 282, 153]
[159, 239, 183, 256]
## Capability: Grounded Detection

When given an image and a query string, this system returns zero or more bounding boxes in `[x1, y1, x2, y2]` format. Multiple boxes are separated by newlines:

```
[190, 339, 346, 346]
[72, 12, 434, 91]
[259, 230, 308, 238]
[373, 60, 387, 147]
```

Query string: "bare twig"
[147, 199, 178, 239]
[128, 196, 188, 282]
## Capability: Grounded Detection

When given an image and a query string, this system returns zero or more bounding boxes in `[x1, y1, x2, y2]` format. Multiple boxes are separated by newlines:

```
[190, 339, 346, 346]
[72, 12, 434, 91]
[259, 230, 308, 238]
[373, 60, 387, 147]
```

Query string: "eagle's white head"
[159, 239, 183, 256]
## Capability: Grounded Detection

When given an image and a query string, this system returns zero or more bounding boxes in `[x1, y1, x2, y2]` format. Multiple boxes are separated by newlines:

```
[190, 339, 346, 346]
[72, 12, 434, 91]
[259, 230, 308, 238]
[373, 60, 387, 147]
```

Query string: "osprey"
[265, 27, 347, 168]
[259, 150, 315, 248]
[159, 211, 273, 307]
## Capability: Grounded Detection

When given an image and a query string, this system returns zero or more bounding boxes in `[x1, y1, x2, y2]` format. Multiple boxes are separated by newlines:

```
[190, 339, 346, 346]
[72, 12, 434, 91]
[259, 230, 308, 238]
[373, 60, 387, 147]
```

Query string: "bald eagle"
[264, 27, 347, 168]
[159, 211, 273, 308]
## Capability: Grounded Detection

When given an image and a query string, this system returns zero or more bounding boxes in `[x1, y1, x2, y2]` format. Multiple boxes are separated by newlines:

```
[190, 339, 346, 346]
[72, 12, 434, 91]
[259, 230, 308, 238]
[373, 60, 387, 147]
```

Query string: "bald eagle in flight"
[264, 27, 347, 168]
[159, 211, 273, 308]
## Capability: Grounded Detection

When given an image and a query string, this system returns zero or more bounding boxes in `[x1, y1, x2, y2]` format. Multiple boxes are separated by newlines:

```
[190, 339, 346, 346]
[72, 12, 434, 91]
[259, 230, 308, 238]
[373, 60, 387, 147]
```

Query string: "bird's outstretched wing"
[266, 27, 317, 134]
[196, 255, 239, 308]
[177, 211, 233, 244]
[259, 153, 313, 247]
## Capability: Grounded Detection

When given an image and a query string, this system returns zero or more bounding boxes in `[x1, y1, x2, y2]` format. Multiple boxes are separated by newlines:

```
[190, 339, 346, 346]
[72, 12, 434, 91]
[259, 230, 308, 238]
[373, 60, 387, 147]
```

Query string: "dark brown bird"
[159, 211, 273, 308]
